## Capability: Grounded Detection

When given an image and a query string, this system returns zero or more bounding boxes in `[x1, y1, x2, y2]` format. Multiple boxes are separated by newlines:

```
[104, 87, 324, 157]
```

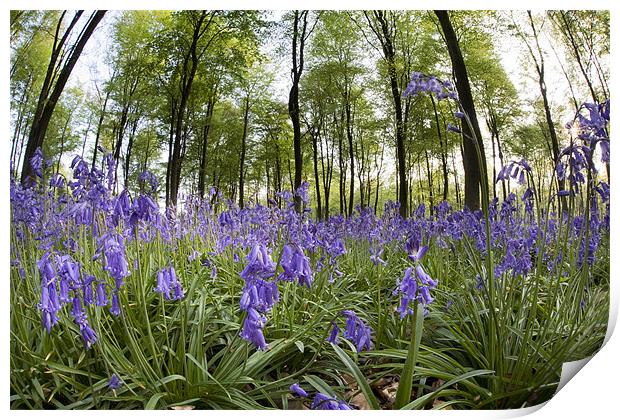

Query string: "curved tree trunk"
[21, 10, 106, 184]
[435, 10, 487, 211]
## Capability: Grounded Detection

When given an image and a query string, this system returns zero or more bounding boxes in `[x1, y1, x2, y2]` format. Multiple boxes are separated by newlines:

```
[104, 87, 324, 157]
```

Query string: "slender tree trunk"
[311, 126, 322, 220]
[165, 100, 175, 206]
[424, 150, 434, 216]
[92, 86, 111, 171]
[430, 95, 449, 201]
[275, 143, 282, 208]
[123, 116, 139, 189]
[288, 11, 314, 213]
[56, 112, 72, 174]
[169, 11, 211, 209]
[374, 143, 384, 214]
[365, 11, 407, 217]
[558, 11, 599, 103]
[21, 10, 106, 184]
[436, 10, 487, 211]
[198, 93, 216, 198]
[346, 102, 355, 216]
[526, 11, 566, 211]
[452, 146, 461, 206]
[238, 96, 250, 209]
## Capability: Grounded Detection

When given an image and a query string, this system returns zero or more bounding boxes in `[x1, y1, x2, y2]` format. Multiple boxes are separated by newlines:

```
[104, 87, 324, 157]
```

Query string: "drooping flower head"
[395, 262, 438, 319]
[154, 264, 184, 301]
[240, 307, 268, 351]
[328, 311, 372, 353]
[278, 244, 313, 288]
[310, 393, 351, 410]
[405, 237, 428, 263]
[290, 383, 308, 398]
[108, 374, 122, 390]
[30, 147, 45, 179]
[240, 244, 276, 282]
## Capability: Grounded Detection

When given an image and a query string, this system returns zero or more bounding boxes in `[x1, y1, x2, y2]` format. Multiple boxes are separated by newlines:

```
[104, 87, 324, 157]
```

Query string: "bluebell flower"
[30, 147, 44, 178]
[70, 296, 97, 349]
[310, 392, 351, 410]
[129, 195, 159, 226]
[240, 278, 279, 312]
[96, 281, 108, 307]
[447, 123, 461, 133]
[369, 246, 386, 266]
[108, 374, 122, 390]
[403, 72, 457, 101]
[240, 244, 276, 282]
[405, 237, 428, 263]
[113, 189, 132, 220]
[138, 170, 159, 193]
[110, 291, 121, 317]
[327, 322, 340, 345]
[295, 181, 310, 204]
[290, 383, 308, 397]
[154, 265, 183, 301]
[49, 173, 65, 188]
[396, 267, 417, 319]
[82, 275, 95, 305]
[395, 263, 438, 319]
[98, 233, 130, 289]
[327, 310, 372, 353]
[328, 239, 347, 258]
[240, 307, 268, 351]
[38, 282, 60, 333]
[154, 268, 171, 300]
[78, 320, 98, 349]
[279, 244, 313, 288]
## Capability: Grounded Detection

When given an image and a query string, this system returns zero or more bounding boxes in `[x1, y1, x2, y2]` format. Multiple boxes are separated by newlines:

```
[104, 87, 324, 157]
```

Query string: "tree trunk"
[238, 96, 250, 209]
[169, 11, 212, 209]
[364, 11, 408, 217]
[56, 111, 73, 174]
[198, 93, 216, 198]
[165, 99, 175, 206]
[21, 10, 106, 184]
[525, 11, 566, 211]
[288, 11, 314, 213]
[430, 95, 449, 201]
[123, 116, 139, 189]
[311, 126, 322, 220]
[346, 102, 355, 216]
[435, 10, 487, 211]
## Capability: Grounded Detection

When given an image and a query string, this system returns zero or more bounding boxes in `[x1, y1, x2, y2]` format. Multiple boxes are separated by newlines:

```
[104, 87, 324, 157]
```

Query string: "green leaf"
[45, 361, 95, 378]
[153, 374, 187, 388]
[401, 369, 494, 410]
[395, 303, 425, 409]
[331, 344, 380, 410]
[303, 374, 338, 397]
[145, 392, 167, 409]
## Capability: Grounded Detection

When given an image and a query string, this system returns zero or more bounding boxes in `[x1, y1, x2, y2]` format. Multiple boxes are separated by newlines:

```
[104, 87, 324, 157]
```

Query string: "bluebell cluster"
[328, 310, 372, 353]
[289, 383, 351, 410]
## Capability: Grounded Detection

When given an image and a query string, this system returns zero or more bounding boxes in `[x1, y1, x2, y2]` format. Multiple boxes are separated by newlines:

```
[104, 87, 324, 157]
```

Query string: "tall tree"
[435, 10, 487, 210]
[20, 10, 106, 184]
[288, 10, 317, 212]
[512, 11, 566, 206]
[363, 11, 408, 217]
